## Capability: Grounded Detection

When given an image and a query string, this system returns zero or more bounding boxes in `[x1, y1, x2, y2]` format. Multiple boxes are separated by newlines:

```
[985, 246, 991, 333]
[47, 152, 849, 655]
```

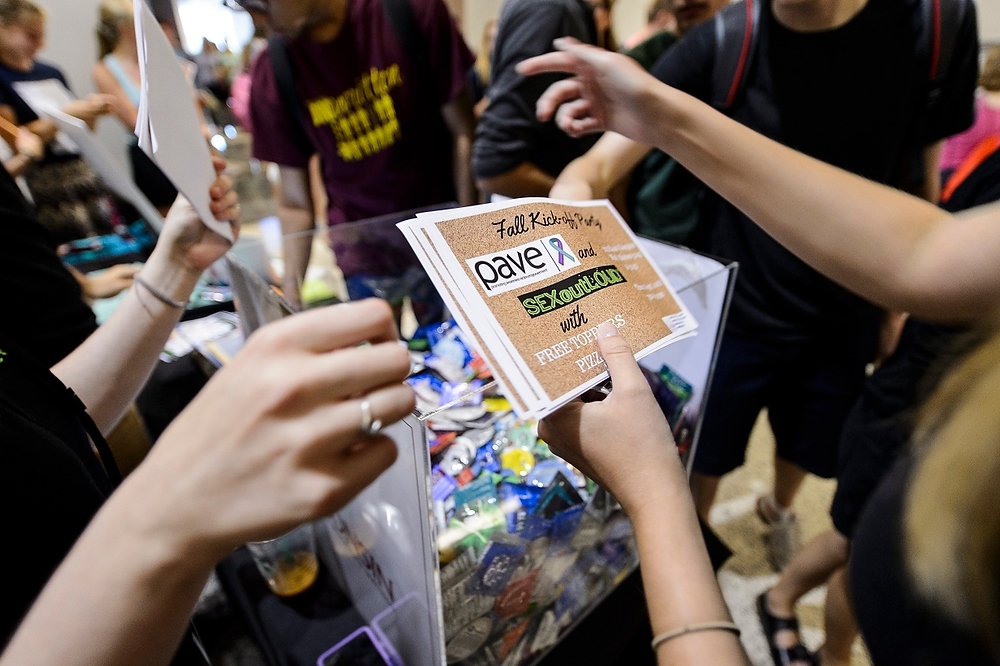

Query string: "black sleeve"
[649, 19, 716, 102]
[471, 0, 587, 180]
[924, 1, 980, 143]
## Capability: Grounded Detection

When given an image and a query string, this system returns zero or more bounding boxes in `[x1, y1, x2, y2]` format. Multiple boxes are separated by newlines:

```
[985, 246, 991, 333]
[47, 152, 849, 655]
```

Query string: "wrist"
[140, 249, 202, 303]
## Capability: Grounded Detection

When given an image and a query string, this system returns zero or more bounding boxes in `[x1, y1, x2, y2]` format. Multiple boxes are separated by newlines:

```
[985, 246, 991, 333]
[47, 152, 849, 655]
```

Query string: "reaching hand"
[61, 94, 114, 130]
[121, 299, 416, 565]
[517, 38, 663, 147]
[156, 156, 240, 274]
[83, 263, 141, 300]
[539, 321, 685, 519]
[14, 127, 43, 160]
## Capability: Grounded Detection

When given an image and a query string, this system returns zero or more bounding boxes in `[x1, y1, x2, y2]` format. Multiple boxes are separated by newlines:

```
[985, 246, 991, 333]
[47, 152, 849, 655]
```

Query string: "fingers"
[536, 78, 584, 122]
[555, 98, 597, 136]
[297, 383, 414, 461]
[211, 155, 227, 175]
[515, 37, 589, 77]
[253, 299, 401, 355]
[300, 341, 412, 402]
[315, 435, 399, 515]
[210, 189, 238, 219]
[594, 321, 647, 397]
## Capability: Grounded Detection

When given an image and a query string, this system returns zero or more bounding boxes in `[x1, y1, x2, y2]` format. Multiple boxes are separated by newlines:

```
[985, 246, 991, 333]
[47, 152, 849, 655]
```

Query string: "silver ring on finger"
[359, 398, 383, 436]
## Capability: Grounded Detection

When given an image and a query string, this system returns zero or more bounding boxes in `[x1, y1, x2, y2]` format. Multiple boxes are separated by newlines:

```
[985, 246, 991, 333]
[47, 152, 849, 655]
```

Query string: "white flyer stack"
[398, 198, 699, 419]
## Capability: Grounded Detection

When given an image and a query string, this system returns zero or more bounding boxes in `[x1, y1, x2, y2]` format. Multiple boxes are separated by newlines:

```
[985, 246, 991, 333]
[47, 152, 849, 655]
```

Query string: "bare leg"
[765, 530, 849, 660]
[690, 471, 721, 522]
[818, 566, 857, 666]
[768, 530, 849, 615]
[773, 455, 808, 510]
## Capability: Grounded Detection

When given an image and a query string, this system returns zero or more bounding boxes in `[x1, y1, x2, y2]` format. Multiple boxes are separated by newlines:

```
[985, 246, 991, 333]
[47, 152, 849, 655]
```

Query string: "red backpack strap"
[710, 0, 761, 111]
[941, 134, 1000, 204]
[919, 0, 969, 108]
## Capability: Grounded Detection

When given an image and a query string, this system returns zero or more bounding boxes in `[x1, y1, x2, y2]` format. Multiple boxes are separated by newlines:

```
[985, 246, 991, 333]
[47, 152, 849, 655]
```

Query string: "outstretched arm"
[520, 39, 1000, 322]
[550, 131, 651, 200]
[540, 323, 749, 666]
[51, 158, 239, 434]
[1, 301, 414, 666]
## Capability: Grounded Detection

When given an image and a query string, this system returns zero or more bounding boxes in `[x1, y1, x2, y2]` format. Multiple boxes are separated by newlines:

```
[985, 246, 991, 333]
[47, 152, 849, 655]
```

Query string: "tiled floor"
[711, 412, 871, 666]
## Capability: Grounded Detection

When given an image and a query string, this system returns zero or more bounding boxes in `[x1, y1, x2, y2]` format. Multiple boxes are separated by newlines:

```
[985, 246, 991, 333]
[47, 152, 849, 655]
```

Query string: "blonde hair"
[474, 19, 495, 88]
[980, 46, 1000, 93]
[96, 0, 132, 59]
[905, 321, 1000, 655]
[0, 0, 42, 26]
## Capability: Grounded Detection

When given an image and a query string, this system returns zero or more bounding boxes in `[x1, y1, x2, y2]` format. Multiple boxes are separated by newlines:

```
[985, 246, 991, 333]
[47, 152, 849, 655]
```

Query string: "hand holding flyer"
[398, 199, 698, 418]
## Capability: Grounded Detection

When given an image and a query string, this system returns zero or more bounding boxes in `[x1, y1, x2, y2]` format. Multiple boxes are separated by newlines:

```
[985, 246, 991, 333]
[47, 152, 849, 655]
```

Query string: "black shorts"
[692, 329, 875, 479]
[830, 321, 965, 538]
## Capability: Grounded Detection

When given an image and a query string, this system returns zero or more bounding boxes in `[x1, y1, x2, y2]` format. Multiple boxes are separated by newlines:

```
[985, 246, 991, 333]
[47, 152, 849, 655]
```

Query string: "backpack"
[267, 0, 430, 157]
[710, 0, 971, 113]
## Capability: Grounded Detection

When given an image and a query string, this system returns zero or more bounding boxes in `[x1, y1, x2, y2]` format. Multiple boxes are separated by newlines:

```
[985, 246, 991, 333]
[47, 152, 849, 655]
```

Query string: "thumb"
[595, 321, 645, 395]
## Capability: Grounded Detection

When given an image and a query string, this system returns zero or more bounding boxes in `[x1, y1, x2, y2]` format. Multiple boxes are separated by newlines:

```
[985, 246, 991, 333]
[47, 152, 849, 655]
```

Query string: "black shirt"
[0, 60, 68, 125]
[0, 167, 98, 366]
[472, 0, 599, 181]
[0, 334, 114, 642]
[651, 0, 979, 342]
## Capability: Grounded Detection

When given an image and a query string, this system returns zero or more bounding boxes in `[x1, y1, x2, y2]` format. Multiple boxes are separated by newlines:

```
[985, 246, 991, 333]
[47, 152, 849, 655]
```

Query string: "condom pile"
[406, 320, 693, 665]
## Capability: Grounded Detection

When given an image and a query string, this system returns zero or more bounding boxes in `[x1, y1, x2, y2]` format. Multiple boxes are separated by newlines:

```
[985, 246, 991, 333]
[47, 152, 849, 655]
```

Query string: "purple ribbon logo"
[548, 237, 576, 266]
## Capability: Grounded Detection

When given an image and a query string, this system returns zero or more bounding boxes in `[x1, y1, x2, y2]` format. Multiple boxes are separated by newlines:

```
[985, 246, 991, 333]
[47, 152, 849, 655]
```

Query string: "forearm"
[630, 465, 749, 665]
[278, 203, 314, 304]
[52, 248, 200, 434]
[478, 161, 555, 198]
[0, 479, 213, 666]
[647, 86, 993, 319]
[551, 133, 649, 200]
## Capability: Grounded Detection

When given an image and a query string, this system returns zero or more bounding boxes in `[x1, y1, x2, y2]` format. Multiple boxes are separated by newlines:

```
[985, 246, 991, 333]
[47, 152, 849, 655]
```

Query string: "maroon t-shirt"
[250, 0, 473, 227]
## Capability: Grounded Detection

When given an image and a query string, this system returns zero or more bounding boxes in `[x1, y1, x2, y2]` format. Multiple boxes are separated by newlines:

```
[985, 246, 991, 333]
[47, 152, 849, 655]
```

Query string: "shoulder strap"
[711, 0, 761, 111]
[267, 36, 315, 157]
[941, 134, 1000, 203]
[380, 0, 431, 88]
[916, 0, 969, 109]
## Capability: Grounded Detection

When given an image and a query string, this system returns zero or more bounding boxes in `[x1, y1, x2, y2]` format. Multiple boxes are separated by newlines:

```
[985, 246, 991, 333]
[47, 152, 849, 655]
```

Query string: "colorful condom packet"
[432, 327, 473, 372]
[534, 472, 584, 520]
[453, 472, 499, 510]
[466, 534, 528, 596]
[525, 459, 575, 489]
[441, 379, 484, 407]
[431, 465, 459, 502]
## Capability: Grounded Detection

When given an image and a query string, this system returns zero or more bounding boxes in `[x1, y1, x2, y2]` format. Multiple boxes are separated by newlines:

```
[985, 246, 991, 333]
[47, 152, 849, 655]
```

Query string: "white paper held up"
[133, 0, 232, 241]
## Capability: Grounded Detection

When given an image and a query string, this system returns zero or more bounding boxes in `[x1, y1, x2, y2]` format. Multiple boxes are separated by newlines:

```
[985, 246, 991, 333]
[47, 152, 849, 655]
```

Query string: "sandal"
[757, 592, 816, 666]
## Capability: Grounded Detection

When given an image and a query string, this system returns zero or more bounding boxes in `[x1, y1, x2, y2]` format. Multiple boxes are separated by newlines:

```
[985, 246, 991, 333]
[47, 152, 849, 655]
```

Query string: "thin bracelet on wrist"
[134, 274, 188, 309]
[651, 621, 741, 650]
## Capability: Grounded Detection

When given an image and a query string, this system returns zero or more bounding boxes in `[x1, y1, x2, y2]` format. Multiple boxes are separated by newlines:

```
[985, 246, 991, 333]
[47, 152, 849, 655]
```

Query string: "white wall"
[38, 0, 131, 171]
[975, 0, 1000, 46]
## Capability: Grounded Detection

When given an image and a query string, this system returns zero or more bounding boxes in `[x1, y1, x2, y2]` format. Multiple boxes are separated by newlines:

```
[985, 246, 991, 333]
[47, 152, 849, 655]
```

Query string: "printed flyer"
[398, 199, 697, 418]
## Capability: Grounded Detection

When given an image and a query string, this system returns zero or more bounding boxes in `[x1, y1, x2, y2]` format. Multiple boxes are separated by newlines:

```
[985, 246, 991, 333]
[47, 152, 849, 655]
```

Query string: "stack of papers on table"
[133, 0, 232, 241]
[398, 199, 698, 419]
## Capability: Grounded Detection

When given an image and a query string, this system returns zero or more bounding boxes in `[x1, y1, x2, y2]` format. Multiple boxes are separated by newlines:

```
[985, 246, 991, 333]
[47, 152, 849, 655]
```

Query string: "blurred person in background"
[244, 0, 477, 317]
[940, 45, 1000, 179]
[471, 0, 615, 198]
[622, 0, 677, 51]
[92, 0, 179, 214]
[468, 18, 496, 120]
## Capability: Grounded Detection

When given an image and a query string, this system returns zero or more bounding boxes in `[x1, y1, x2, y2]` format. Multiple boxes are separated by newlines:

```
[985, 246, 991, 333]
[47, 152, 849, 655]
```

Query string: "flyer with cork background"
[398, 199, 697, 418]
